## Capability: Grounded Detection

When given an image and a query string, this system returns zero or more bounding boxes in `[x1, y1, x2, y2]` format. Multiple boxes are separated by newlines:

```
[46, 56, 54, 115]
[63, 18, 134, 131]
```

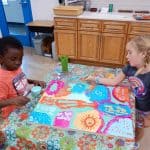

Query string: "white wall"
[30, 0, 59, 20]
[30, 0, 150, 20]
[91, 0, 150, 11]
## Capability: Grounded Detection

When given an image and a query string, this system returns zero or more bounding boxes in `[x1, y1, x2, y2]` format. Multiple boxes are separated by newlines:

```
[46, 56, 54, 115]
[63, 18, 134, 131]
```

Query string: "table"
[27, 20, 54, 33]
[0, 63, 135, 150]
[27, 20, 54, 55]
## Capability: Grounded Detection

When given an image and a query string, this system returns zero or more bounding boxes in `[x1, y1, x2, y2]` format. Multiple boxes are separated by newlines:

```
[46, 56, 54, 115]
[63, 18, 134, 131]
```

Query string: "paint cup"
[31, 86, 42, 97]
[60, 56, 68, 72]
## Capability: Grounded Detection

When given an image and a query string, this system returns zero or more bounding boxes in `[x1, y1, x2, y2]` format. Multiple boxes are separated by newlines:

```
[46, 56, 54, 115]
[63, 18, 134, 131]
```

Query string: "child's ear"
[142, 51, 147, 58]
[141, 52, 147, 57]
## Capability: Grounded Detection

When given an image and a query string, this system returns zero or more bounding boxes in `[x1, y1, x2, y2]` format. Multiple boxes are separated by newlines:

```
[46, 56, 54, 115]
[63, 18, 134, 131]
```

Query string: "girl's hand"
[13, 96, 30, 106]
[84, 75, 95, 82]
[83, 75, 97, 85]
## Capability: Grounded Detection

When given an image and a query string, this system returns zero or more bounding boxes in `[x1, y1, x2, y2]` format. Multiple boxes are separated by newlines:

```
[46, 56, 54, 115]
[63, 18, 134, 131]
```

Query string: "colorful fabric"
[29, 80, 133, 139]
[0, 63, 135, 150]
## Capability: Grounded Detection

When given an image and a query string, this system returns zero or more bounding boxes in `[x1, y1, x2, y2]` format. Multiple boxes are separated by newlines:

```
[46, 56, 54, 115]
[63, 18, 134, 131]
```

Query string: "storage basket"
[53, 6, 83, 16]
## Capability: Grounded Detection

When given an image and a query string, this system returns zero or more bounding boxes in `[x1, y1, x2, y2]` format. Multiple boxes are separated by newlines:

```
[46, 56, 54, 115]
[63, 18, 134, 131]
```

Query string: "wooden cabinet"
[77, 20, 128, 66]
[127, 22, 150, 43]
[54, 29, 77, 58]
[100, 33, 126, 65]
[100, 21, 128, 65]
[54, 18, 77, 30]
[78, 19, 101, 32]
[77, 19, 101, 61]
[78, 31, 100, 61]
[128, 22, 150, 35]
[54, 18, 77, 58]
[54, 17, 149, 67]
[102, 21, 128, 33]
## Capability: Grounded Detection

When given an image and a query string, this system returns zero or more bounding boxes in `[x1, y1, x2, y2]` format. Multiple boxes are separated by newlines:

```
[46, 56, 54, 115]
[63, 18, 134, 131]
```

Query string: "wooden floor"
[23, 47, 150, 150]
[22, 47, 57, 81]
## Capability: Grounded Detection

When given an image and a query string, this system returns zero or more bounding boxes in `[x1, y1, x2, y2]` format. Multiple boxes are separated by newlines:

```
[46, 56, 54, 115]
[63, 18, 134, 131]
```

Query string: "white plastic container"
[32, 34, 45, 55]
[85, 0, 91, 11]
[52, 41, 58, 61]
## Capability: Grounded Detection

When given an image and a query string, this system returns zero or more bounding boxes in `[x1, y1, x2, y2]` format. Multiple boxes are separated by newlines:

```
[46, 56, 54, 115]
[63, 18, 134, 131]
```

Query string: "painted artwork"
[28, 79, 134, 139]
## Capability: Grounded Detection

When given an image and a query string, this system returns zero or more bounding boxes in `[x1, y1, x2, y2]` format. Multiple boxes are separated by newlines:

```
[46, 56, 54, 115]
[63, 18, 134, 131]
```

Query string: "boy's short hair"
[0, 36, 23, 56]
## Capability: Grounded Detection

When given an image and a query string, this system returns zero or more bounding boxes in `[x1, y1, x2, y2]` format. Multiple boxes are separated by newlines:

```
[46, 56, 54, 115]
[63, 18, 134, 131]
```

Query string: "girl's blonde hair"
[130, 35, 150, 65]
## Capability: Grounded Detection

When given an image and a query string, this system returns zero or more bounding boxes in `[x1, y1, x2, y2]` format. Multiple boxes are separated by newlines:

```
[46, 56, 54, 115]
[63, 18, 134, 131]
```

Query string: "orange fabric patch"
[113, 86, 129, 102]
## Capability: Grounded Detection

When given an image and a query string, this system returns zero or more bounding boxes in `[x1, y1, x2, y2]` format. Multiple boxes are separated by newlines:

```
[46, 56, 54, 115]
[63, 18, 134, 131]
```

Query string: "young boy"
[0, 36, 45, 119]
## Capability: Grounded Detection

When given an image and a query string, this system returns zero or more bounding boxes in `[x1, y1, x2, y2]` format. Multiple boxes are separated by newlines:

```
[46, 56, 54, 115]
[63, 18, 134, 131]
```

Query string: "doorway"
[0, 0, 33, 46]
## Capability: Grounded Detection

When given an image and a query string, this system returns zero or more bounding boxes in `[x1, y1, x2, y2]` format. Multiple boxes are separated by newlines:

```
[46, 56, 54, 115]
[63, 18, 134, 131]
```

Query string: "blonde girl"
[85, 35, 150, 148]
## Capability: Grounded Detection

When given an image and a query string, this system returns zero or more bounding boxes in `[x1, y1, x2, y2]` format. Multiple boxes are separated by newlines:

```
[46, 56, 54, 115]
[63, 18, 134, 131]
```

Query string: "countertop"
[54, 11, 150, 22]
[78, 11, 135, 21]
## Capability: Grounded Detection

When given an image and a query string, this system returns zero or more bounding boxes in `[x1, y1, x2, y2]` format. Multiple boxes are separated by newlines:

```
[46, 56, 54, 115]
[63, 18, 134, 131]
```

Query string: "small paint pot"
[31, 86, 42, 97]
[90, 8, 97, 12]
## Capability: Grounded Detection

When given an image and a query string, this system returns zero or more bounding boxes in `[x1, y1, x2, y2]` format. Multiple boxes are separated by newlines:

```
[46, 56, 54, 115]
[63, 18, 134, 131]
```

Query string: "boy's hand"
[28, 79, 46, 88]
[13, 96, 30, 106]
[33, 80, 46, 88]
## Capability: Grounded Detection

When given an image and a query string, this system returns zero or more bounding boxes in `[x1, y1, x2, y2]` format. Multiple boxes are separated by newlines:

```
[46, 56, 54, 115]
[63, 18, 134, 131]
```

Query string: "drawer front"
[128, 22, 150, 35]
[78, 19, 101, 31]
[54, 18, 77, 30]
[102, 21, 128, 33]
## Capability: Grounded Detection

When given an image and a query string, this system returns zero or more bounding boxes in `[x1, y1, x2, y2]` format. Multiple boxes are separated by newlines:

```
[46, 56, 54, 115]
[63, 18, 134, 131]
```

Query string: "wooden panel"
[100, 33, 126, 65]
[128, 22, 150, 35]
[102, 21, 128, 33]
[78, 19, 101, 31]
[54, 18, 77, 30]
[54, 29, 77, 58]
[78, 31, 100, 61]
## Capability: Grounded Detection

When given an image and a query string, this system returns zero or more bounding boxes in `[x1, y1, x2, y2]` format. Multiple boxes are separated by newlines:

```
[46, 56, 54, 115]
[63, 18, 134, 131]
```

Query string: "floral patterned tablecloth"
[0, 63, 135, 150]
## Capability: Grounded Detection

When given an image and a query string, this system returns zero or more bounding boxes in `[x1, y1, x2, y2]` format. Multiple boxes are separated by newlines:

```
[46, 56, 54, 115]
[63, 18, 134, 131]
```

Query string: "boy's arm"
[85, 71, 126, 86]
[0, 98, 14, 109]
[0, 96, 30, 109]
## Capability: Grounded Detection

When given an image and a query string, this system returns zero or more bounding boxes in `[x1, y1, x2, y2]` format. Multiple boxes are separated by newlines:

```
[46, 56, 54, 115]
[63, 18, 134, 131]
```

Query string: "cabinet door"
[78, 31, 100, 61]
[100, 33, 126, 65]
[54, 29, 77, 58]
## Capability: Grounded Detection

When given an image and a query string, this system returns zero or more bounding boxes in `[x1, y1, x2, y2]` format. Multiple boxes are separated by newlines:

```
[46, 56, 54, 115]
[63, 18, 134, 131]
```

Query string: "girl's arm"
[85, 71, 126, 86]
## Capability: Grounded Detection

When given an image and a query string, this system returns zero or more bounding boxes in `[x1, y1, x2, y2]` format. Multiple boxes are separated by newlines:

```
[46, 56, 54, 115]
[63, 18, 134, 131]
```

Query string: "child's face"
[126, 42, 145, 68]
[1, 48, 23, 71]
